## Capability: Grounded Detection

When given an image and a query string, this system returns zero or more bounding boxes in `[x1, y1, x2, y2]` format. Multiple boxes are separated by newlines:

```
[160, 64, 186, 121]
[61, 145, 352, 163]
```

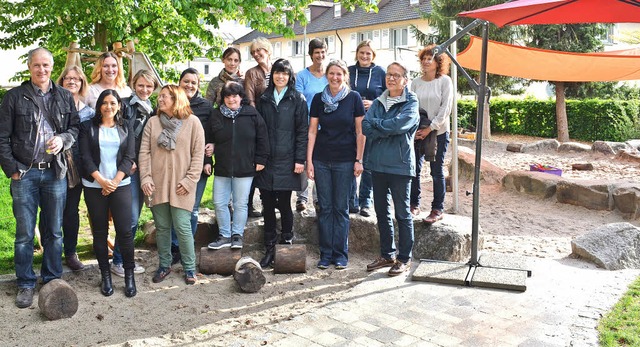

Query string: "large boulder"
[453, 146, 506, 185]
[413, 214, 482, 262]
[611, 182, 640, 218]
[614, 149, 640, 164]
[503, 170, 564, 198]
[556, 180, 613, 211]
[571, 223, 640, 270]
[591, 141, 628, 155]
[521, 139, 560, 153]
[626, 139, 640, 151]
[558, 142, 591, 153]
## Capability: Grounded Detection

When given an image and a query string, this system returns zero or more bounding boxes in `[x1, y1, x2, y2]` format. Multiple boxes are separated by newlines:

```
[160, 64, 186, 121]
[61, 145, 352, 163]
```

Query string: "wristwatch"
[355, 159, 363, 164]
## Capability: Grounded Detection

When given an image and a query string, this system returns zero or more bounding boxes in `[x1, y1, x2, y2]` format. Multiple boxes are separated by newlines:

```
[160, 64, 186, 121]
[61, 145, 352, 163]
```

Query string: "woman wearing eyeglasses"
[307, 60, 365, 270]
[50, 66, 95, 271]
[362, 62, 419, 277]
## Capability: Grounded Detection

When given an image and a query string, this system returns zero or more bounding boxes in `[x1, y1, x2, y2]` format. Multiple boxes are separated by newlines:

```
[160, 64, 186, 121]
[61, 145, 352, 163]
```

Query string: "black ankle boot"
[260, 245, 275, 268]
[124, 268, 137, 298]
[101, 270, 114, 297]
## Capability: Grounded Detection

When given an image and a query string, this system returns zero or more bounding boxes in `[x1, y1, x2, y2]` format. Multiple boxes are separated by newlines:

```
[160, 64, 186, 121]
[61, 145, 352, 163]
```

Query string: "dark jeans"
[63, 184, 82, 256]
[12, 168, 66, 288]
[410, 132, 449, 211]
[349, 168, 373, 210]
[260, 189, 293, 245]
[313, 159, 352, 264]
[112, 170, 144, 265]
[372, 171, 414, 263]
[84, 186, 134, 272]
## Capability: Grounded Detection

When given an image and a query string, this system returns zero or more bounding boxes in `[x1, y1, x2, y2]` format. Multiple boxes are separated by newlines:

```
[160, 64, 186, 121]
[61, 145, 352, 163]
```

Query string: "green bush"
[457, 98, 640, 141]
[0, 88, 7, 104]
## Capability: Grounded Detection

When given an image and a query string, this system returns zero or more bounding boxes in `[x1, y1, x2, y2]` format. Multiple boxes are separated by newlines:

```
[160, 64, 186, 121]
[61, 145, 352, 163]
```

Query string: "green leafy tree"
[412, 0, 528, 138]
[525, 24, 607, 141]
[0, 0, 371, 80]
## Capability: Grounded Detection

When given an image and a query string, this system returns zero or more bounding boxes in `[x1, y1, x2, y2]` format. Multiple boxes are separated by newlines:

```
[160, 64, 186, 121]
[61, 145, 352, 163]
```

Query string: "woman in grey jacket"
[362, 62, 419, 277]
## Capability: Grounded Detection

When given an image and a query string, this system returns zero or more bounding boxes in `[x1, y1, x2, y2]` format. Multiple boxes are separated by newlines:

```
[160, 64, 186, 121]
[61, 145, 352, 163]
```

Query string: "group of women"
[60, 37, 453, 295]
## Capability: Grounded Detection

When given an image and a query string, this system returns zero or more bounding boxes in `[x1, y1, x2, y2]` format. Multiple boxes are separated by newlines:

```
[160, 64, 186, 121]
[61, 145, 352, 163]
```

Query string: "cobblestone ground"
[119, 256, 639, 347]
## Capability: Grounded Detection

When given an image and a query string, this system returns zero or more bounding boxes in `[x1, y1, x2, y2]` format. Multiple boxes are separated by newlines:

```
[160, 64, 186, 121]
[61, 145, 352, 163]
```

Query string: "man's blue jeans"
[11, 168, 66, 288]
[113, 170, 144, 265]
[171, 172, 209, 247]
[372, 171, 414, 263]
[313, 160, 352, 264]
[214, 176, 253, 238]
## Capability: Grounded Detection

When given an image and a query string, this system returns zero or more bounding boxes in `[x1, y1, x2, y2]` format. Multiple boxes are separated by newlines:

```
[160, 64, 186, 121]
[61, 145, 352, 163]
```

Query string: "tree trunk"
[273, 244, 307, 274]
[38, 279, 78, 320]
[233, 257, 266, 293]
[555, 81, 569, 142]
[94, 22, 108, 51]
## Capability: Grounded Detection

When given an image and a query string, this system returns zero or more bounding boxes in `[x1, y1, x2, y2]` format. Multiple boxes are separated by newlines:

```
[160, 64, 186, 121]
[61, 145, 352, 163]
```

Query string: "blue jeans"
[112, 170, 144, 265]
[372, 171, 414, 263]
[11, 168, 66, 288]
[213, 176, 253, 238]
[171, 172, 209, 247]
[313, 160, 352, 264]
[410, 132, 449, 210]
[349, 169, 373, 210]
[151, 203, 195, 271]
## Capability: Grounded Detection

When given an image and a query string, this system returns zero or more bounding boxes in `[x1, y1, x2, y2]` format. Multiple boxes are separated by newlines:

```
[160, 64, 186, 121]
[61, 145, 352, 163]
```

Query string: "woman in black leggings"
[79, 89, 136, 297]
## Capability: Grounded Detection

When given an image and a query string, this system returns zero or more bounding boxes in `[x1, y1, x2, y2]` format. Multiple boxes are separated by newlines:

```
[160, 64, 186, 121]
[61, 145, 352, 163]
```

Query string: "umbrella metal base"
[412, 254, 531, 292]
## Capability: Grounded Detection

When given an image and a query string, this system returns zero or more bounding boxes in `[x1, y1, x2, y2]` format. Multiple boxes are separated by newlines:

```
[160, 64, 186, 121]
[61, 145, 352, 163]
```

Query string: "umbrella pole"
[469, 22, 490, 266]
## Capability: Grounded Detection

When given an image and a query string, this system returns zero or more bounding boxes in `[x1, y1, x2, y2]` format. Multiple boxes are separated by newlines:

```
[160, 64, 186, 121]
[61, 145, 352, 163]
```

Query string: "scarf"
[321, 85, 350, 113]
[220, 104, 241, 119]
[129, 94, 153, 116]
[157, 113, 182, 150]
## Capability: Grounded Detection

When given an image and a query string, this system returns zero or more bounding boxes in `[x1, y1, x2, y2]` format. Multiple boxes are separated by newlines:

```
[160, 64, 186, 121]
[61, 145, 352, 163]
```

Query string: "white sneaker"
[111, 263, 125, 277]
[133, 263, 145, 274]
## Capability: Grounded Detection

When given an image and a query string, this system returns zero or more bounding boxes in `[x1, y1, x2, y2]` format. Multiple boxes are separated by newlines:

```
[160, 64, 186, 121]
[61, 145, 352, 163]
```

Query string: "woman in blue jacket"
[348, 40, 386, 217]
[362, 62, 419, 277]
[79, 89, 136, 297]
[255, 59, 308, 268]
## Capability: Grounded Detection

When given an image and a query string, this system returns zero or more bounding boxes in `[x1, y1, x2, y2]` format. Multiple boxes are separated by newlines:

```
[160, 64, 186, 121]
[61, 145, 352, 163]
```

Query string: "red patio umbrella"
[459, 0, 640, 27]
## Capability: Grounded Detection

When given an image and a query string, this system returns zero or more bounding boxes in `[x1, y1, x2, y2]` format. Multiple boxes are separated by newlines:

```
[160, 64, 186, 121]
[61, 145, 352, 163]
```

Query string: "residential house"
[233, 0, 432, 74]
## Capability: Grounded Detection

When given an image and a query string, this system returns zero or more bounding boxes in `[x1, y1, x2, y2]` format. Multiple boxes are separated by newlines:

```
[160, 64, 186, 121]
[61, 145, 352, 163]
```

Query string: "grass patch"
[599, 276, 640, 346]
[0, 175, 214, 275]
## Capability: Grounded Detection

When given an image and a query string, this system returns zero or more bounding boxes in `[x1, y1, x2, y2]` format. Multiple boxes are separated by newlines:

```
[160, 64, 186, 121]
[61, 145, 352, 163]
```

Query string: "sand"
[0, 134, 638, 347]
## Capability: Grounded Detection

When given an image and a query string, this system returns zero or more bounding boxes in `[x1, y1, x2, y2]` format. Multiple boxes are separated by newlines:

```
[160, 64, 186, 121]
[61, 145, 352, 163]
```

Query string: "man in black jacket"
[0, 47, 79, 308]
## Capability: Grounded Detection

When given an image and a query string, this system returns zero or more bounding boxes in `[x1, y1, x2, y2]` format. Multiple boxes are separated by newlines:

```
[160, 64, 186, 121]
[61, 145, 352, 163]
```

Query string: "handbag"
[64, 149, 81, 188]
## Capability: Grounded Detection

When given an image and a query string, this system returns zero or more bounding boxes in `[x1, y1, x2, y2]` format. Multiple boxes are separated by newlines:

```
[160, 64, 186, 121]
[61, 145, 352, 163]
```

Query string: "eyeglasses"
[63, 77, 81, 83]
[386, 73, 404, 80]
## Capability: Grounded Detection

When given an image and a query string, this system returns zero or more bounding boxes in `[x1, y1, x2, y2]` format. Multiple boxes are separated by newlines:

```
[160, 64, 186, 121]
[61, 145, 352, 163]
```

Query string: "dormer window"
[334, 3, 341, 18]
[305, 8, 311, 21]
[410, 0, 419, 5]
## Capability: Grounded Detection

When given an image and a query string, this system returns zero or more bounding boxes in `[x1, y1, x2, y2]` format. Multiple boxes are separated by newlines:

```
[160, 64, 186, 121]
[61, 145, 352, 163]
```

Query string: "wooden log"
[38, 279, 78, 320]
[572, 163, 594, 171]
[274, 244, 307, 274]
[199, 247, 241, 276]
[506, 143, 524, 153]
[233, 257, 265, 293]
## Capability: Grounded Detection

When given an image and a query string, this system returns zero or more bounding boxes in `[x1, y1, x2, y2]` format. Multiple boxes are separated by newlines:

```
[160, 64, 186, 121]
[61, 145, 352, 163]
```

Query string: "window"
[304, 8, 311, 22]
[410, 0, 419, 5]
[204, 64, 209, 75]
[359, 31, 373, 43]
[274, 42, 282, 57]
[390, 27, 408, 49]
[292, 40, 305, 56]
[327, 35, 336, 53]
[334, 3, 341, 18]
[245, 46, 252, 61]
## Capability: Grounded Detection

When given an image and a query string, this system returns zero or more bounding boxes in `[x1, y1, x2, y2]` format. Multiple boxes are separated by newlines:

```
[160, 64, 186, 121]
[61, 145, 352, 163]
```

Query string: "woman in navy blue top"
[307, 60, 365, 270]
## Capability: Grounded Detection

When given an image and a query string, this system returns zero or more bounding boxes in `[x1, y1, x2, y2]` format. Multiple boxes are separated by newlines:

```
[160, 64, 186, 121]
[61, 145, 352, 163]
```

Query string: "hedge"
[458, 98, 640, 142]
